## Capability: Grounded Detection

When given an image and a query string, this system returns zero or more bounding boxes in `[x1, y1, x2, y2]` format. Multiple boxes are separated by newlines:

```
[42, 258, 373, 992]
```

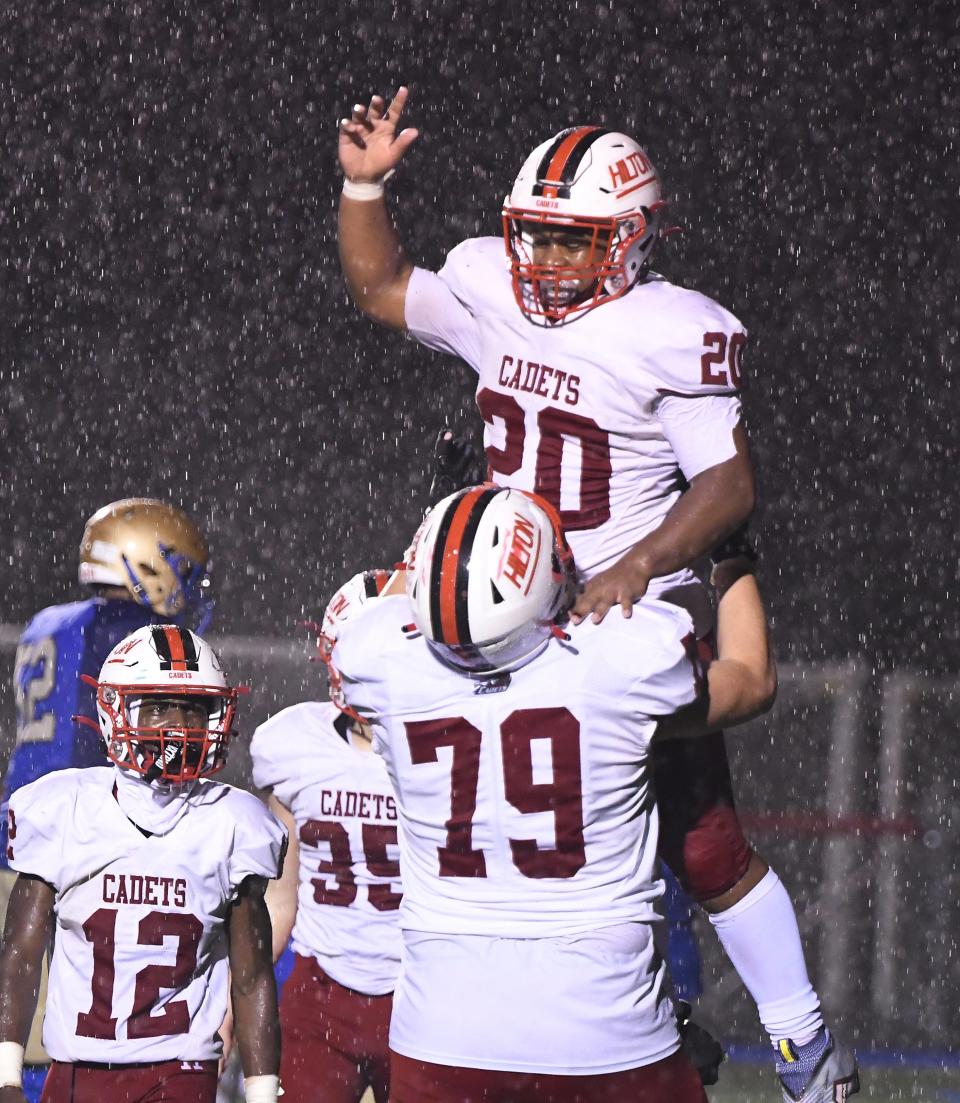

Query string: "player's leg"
[653, 734, 818, 1008]
[652, 722, 857, 1100]
[362, 1007, 394, 1103]
[355, 987, 393, 1103]
[389, 1050, 707, 1103]
[0, 868, 49, 1103]
[37, 1063, 69, 1103]
[279, 953, 390, 1103]
[651, 579, 853, 1095]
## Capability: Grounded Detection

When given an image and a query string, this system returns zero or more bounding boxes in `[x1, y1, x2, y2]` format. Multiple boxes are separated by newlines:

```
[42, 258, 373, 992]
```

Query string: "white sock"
[708, 868, 823, 1046]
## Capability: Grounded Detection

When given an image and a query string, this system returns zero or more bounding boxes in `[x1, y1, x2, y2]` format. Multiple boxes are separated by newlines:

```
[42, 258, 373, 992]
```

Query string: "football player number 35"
[299, 821, 402, 912]
[406, 707, 586, 879]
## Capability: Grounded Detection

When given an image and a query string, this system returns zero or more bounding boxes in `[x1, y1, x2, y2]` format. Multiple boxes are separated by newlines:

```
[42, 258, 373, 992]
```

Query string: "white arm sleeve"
[659, 393, 742, 480]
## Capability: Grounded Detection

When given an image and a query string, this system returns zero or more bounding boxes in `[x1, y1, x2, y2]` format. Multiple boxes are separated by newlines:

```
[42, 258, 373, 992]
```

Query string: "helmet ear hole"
[490, 582, 505, 606]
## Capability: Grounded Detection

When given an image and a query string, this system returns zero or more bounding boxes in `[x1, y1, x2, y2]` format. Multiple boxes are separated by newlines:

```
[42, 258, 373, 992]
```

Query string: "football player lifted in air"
[336, 90, 858, 1101]
[250, 569, 402, 1103]
[327, 487, 781, 1103]
[0, 626, 285, 1103]
[0, 498, 213, 1103]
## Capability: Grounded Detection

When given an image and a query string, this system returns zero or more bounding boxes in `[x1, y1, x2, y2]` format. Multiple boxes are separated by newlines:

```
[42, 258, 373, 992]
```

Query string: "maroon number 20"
[477, 389, 612, 532]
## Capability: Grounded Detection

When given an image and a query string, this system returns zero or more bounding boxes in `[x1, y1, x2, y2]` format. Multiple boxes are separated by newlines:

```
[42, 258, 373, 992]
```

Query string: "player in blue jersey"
[0, 497, 210, 1102]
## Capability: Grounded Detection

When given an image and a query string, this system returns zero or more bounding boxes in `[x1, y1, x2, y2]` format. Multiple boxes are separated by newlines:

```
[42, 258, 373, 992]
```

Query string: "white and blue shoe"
[776, 1028, 860, 1102]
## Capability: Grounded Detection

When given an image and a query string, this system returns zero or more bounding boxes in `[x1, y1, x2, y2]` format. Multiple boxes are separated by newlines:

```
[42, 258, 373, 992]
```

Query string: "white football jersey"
[335, 594, 701, 939]
[391, 923, 677, 1075]
[6, 767, 285, 1064]
[406, 237, 746, 580]
[250, 701, 402, 995]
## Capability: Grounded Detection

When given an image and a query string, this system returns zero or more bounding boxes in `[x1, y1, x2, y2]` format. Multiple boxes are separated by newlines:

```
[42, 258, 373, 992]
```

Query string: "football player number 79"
[406, 707, 586, 879]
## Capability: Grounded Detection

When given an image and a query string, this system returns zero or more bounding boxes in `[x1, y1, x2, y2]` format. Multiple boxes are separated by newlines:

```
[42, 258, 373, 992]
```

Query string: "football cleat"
[776, 1029, 860, 1102]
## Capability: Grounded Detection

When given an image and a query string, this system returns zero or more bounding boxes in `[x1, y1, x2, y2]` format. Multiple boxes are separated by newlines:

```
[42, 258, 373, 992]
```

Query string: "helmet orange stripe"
[163, 625, 188, 672]
[518, 490, 575, 579]
[539, 126, 604, 198]
[543, 126, 599, 181]
[437, 487, 490, 646]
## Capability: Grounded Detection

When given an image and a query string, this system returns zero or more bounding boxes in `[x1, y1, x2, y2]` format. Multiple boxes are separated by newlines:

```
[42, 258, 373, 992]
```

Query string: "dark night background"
[1, 0, 956, 672]
[1, 0, 959, 1064]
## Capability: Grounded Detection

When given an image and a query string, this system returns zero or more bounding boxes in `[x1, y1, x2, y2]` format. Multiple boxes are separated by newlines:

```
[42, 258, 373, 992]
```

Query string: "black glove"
[677, 1000, 725, 1086]
[429, 428, 487, 501]
[709, 525, 759, 598]
[709, 524, 758, 566]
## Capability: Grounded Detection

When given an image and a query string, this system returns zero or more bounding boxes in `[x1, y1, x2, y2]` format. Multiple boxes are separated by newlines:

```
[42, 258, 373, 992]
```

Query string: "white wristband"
[0, 1042, 24, 1089]
[342, 177, 385, 200]
[341, 169, 395, 201]
[244, 1073, 281, 1102]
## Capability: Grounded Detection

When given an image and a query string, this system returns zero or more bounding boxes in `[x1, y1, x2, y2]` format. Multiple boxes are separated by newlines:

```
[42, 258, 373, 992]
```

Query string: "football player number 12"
[406, 707, 586, 879]
[76, 910, 202, 1039]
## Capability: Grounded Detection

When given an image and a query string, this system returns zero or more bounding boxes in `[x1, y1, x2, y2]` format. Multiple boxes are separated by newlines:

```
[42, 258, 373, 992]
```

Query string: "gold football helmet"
[78, 499, 211, 626]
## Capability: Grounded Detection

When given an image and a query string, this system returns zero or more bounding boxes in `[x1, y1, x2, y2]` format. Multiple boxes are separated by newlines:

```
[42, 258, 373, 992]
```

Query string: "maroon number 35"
[298, 821, 402, 912]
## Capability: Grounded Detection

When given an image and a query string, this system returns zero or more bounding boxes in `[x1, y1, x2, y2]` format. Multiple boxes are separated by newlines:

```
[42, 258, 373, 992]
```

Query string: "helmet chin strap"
[143, 740, 184, 784]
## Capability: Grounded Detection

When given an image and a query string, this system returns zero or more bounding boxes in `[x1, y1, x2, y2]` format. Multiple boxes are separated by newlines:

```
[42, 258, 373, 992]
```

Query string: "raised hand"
[338, 87, 419, 183]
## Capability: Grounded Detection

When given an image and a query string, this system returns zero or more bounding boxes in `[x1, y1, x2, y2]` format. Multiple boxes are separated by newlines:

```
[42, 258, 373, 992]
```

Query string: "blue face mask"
[121, 544, 216, 633]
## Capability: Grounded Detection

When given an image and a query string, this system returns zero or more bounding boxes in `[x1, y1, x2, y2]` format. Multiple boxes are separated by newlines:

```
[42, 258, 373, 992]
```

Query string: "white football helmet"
[78, 498, 212, 629]
[502, 127, 666, 323]
[318, 569, 392, 719]
[406, 485, 577, 676]
[82, 624, 241, 784]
